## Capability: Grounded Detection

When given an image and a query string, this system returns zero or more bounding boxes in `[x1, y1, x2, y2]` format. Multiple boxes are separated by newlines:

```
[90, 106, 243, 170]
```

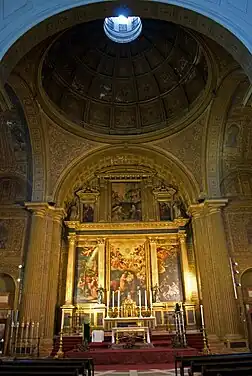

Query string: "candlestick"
[144, 290, 147, 310]
[89, 304, 92, 323]
[112, 291, 115, 311]
[200, 304, 205, 327]
[60, 310, 64, 331]
[138, 289, 142, 317]
[106, 290, 110, 318]
[117, 289, 120, 317]
[150, 289, 153, 316]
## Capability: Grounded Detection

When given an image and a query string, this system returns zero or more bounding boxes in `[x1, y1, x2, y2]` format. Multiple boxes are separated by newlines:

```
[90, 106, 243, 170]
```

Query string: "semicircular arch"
[53, 145, 200, 208]
[1, 1, 252, 83]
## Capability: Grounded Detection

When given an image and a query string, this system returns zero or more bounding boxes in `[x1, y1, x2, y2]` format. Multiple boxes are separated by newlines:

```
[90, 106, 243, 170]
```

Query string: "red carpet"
[65, 347, 198, 365]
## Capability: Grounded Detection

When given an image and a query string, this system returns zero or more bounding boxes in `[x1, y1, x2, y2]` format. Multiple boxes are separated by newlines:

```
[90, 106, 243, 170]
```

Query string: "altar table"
[111, 326, 151, 344]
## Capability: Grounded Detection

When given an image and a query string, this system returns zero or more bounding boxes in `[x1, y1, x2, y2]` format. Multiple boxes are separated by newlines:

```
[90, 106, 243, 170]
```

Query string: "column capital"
[178, 230, 187, 243]
[189, 199, 228, 218]
[148, 237, 157, 244]
[25, 202, 66, 220]
[97, 238, 106, 245]
[68, 233, 76, 245]
[24, 202, 50, 217]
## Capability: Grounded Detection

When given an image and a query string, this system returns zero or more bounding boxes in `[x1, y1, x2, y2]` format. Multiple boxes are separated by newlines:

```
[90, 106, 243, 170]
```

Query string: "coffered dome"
[40, 19, 210, 140]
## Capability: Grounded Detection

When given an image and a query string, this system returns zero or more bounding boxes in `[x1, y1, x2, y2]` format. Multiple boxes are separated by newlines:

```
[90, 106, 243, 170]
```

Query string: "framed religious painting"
[108, 239, 147, 306]
[157, 244, 182, 302]
[75, 242, 99, 303]
[111, 182, 142, 221]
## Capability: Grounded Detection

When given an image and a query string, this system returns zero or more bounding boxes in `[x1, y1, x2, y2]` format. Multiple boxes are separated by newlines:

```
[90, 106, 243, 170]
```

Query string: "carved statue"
[97, 286, 104, 304]
[152, 284, 161, 303]
[173, 200, 182, 219]
[69, 199, 79, 221]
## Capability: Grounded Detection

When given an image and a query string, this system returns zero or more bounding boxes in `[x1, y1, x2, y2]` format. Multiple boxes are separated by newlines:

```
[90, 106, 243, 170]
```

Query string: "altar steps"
[51, 331, 203, 357]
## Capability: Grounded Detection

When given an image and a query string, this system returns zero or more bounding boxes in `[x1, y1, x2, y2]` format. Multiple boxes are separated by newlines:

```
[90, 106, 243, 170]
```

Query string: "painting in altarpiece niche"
[157, 245, 182, 302]
[111, 182, 142, 221]
[75, 244, 98, 303]
[110, 240, 146, 305]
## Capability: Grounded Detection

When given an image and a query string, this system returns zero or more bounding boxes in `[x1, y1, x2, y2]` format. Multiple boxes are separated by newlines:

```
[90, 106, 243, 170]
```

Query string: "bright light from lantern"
[104, 16, 142, 44]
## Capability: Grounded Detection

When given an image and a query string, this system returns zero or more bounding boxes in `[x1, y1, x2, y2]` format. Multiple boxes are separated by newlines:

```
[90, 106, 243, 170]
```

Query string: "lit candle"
[118, 289, 120, 316]
[145, 290, 147, 310]
[112, 291, 115, 311]
[139, 289, 142, 308]
[200, 304, 205, 327]
[89, 304, 92, 323]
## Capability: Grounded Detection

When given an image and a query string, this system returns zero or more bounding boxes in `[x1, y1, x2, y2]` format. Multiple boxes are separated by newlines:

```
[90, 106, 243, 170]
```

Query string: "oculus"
[103, 16, 142, 44]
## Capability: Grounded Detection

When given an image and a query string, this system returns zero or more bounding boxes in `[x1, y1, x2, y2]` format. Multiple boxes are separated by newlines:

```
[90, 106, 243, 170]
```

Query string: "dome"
[41, 19, 209, 140]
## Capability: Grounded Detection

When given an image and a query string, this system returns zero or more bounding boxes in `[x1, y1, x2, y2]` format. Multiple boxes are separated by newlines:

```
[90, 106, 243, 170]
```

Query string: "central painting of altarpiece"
[64, 172, 192, 328]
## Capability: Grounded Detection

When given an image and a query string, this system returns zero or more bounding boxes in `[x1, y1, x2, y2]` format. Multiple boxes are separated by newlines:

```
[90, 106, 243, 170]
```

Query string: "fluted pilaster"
[43, 208, 65, 338]
[149, 238, 159, 287]
[190, 199, 243, 342]
[97, 238, 105, 288]
[65, 233, 76, 306]
[178, 231, 191, 302]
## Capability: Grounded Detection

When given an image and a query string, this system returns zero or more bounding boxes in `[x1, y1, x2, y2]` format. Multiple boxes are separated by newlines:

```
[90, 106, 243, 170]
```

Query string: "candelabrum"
[202, 324, 211, 355]
[54, 331, 64, 359]
[172, 303, 187, 348]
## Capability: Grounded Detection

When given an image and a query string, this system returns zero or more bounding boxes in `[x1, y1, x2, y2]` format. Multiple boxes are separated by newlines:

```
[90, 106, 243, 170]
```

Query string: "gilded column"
[149, 238, 159, 288]
[22, 203, 50, 322]
[190, 200, 243, 345]
[97, 238, 105, 288]
[65, 233, 77, 306]
[178, 231, 191, 302]
[43, 208, 65, 339]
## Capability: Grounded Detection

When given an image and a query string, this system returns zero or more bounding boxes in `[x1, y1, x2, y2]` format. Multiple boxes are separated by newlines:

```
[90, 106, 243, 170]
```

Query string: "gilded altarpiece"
[63, 175, 197, 331]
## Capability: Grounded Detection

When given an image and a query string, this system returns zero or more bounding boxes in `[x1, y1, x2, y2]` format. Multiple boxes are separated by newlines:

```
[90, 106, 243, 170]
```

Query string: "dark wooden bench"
[0, 358, 94, 376]
[189, 359, 252, 375]
[202, 365, 252, 375]
[175, 353, 252, 376]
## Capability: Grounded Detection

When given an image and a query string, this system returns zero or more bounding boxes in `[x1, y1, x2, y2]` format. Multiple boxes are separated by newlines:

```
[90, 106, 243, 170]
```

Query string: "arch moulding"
[1, 1, 252, 83]
[7, 73, 47, 202]
[53, 145, 200, 208]
[206, 69, 247, 197]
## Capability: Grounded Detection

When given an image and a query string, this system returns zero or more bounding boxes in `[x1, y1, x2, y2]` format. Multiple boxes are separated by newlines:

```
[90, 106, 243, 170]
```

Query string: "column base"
[208, 334, 249, 354]
[223, 335, 249, 353]
[39, 338, 54, 357]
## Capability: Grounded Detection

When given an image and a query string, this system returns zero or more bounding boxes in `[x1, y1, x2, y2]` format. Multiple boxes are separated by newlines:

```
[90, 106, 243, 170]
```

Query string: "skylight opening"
[104, 16, 142, 44]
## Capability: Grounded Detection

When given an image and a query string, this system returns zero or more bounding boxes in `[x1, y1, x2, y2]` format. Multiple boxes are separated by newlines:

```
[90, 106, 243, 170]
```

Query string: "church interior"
[2, 0, 252, 373]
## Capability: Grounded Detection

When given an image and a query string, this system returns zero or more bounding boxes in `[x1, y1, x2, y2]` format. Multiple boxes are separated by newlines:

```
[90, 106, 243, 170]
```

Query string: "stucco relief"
[0, 217, 26, 257]
[46, 119, 101, 197]
[220, 78, 252, 197]
[154, 109, 208, 192]
[224, 205, 252, 276]
[7, 74, 46, 202]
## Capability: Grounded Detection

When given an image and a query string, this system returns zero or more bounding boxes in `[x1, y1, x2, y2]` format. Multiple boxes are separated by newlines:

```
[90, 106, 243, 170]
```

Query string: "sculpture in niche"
[68, 197, 79, 221]
[152, 283, 161, 303]
[225, 124, 240, 148]
[111, 182, 142, 221]
[172, 200, 182, 219]
[97, 286, 104, 304]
